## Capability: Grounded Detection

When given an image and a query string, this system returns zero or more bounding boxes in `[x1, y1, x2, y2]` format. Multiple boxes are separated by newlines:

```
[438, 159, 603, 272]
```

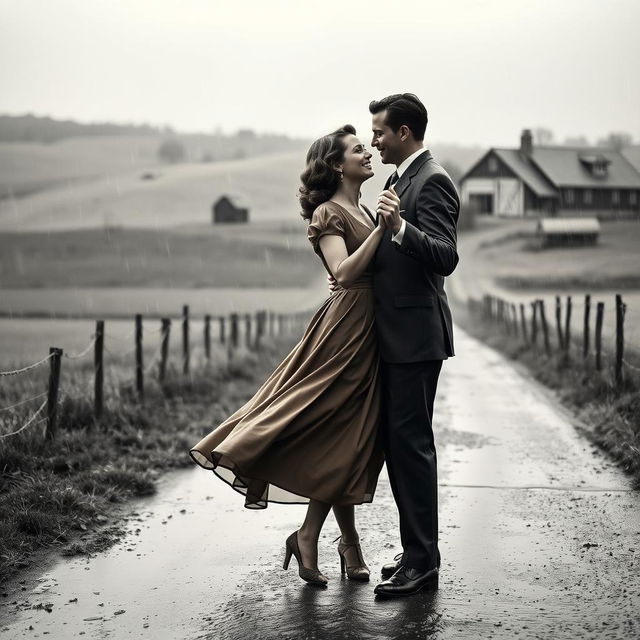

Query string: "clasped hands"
[326, 186, 402, 293]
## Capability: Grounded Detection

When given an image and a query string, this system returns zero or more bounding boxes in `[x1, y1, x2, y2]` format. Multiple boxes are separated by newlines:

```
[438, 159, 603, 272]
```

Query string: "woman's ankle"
[339, 531, 360, 545]
[297, 526, 319, 542]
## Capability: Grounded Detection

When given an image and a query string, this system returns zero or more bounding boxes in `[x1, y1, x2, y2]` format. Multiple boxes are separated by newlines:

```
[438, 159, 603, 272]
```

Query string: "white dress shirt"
[390, 147, 429, 244]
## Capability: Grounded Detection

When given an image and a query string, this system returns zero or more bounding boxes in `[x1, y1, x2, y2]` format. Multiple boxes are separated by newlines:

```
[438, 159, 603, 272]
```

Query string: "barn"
[460, 130, 640, 218]
[212, 195, 250, 224]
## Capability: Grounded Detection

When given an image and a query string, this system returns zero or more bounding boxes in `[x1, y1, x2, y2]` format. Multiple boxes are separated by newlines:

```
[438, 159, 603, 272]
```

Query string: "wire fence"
[469, 292, 638, 388]
[0, 306, 313, 440]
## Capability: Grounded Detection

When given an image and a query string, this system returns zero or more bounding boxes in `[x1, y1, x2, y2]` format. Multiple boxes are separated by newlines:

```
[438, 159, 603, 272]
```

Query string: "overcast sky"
[1, 0, 639, 147]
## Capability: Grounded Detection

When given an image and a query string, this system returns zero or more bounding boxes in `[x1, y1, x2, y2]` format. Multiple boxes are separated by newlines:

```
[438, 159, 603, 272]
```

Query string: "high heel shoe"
[283, 530, 328, 586]
[333, 534, 370, 581]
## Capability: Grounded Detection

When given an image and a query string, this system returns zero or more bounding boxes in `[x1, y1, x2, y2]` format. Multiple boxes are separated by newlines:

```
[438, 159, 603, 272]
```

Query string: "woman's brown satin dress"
[189, 201, 384, 508]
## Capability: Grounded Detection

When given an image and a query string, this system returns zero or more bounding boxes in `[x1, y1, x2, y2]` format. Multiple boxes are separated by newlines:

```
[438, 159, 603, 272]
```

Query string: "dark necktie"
[388, 171, 399, 187]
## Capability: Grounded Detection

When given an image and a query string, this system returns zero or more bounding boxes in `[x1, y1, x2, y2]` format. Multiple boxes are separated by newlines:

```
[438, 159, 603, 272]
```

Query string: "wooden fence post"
[45, 347, 63, 440]
[94, 320, 104, 419]
[159, 318, 171, 382]
[531, 301, 538, 346]
[595, 302, 604, 371]
[230, 313, 239, 349]
[583, 294, 591, 360]
[219, 316, 226, 345]
[256, 310, 266, 349]
[204, 314, 211, 362]
[615, 294, 625, 386]
[135, 314, 144, 399]
[538, 299, 551, 355]
[564, 295, 572, 355]
[511, 303, 518, 338]
[519, 303, 528, 344]
[500, 299, 510, 335]
[244, 313, 252, 349]
[555, 295, 564, 350]
[182, 305, 190, 376]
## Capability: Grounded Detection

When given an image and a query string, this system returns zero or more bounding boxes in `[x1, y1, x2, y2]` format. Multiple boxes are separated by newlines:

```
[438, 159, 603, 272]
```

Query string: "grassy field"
[473, 219, 640, 290]
[0, 131, 308, 198]
[0, 150, 312, 231]
[0, 223, 318, 289]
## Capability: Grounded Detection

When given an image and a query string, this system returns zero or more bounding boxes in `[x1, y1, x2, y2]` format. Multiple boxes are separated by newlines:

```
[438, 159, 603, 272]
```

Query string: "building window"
[631, 191, 638, 206]
[488, 156, 498, 173]
[611, 190, 619, 205]
[565, 188, 574, 205]
[593, 162, 607, 177]
[583, 189, 592, 205]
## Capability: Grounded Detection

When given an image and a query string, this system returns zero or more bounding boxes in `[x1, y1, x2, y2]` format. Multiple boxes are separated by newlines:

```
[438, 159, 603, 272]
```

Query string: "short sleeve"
[307, 203, 346, 255]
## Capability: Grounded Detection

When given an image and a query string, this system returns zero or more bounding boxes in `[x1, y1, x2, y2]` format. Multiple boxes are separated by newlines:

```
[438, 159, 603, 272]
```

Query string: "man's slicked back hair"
[369, 93, 428, 141]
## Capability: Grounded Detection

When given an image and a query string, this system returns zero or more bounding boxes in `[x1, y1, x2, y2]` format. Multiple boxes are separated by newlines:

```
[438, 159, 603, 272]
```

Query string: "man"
[366, 93, 459, 597]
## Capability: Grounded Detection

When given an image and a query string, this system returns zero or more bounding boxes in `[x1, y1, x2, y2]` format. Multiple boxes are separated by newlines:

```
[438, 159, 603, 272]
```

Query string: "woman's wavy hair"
[298, 124, 356, 221]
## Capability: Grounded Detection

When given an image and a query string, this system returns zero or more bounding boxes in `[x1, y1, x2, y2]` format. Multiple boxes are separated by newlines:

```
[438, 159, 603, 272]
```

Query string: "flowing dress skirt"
[189, 283, 384, 509]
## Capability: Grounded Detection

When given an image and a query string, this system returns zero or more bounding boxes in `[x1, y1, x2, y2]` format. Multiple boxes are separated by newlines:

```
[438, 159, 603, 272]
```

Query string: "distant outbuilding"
[536, 217, 600, 247]
[212, 195, 250, 224]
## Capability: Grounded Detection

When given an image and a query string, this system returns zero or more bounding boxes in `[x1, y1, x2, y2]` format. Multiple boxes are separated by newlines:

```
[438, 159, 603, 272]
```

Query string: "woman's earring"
[339, 171, 343, 182]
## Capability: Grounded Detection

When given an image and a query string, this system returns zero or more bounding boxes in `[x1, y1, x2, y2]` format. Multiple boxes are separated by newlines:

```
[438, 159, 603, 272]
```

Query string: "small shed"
[212, 195, 250, 224]
[536, 217, 600, 247]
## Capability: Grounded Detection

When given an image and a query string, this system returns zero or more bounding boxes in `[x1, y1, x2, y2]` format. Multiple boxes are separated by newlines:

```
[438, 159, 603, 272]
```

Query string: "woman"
[189, 124, 401, 587]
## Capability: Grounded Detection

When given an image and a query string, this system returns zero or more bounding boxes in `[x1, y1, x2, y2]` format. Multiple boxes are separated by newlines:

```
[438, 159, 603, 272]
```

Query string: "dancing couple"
[190, 93, 460, 598]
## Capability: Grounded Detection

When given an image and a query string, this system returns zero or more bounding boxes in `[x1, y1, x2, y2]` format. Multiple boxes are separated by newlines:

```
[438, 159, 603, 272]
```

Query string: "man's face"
[371, 110, 403, 165]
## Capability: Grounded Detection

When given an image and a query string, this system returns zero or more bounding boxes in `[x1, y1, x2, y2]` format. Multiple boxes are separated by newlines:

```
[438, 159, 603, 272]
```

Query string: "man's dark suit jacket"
[372, 150, 460, 363]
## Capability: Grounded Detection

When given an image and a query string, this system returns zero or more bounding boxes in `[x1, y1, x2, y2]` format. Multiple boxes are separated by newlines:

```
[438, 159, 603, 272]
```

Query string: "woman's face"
[338, 134, 373, 182]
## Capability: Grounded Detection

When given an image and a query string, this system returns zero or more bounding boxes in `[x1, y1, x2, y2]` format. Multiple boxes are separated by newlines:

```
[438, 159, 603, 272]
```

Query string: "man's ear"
[399, 125, 410, 141]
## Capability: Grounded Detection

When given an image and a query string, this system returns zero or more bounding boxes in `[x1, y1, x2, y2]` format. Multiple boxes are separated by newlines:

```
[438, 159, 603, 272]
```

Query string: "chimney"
[520, 129, 533, 156]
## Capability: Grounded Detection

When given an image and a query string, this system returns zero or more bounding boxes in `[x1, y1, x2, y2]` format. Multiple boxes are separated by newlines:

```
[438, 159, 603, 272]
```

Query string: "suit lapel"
[393, 150, 432, 199]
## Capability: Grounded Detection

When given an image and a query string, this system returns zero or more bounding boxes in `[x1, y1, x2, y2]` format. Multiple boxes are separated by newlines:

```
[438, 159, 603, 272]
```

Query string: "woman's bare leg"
[297, 499, 332, 570]
[332, 504, 365, 567]
[332, 504, 359, 542]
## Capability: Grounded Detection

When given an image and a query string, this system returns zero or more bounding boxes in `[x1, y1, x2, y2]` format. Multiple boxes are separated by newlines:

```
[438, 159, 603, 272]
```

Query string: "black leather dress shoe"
[374, 565, 439, 597]
[381, 549, 440, 580]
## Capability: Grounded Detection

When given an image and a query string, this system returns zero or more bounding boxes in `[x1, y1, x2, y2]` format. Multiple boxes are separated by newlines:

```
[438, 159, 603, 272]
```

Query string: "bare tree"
[563, 135, 590, 147]
[533, 127, 554, 145]
[597, 131, 634, 151]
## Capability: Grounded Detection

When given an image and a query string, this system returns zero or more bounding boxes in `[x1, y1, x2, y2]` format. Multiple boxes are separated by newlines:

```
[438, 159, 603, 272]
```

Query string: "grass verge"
[0, 336, 299, 586]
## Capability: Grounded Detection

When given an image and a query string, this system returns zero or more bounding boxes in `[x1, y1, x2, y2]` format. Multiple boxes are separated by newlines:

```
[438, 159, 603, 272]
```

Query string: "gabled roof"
[216, 194, 250, 209]
[530, 147, 640, 188]
[493, 149, 558, 198]
[461, 143, 640, 192]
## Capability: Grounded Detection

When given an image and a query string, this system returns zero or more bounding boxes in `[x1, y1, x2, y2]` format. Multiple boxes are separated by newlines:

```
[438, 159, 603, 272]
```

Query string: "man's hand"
[327, 273, 340, 293]
[377, 185, 402, 234]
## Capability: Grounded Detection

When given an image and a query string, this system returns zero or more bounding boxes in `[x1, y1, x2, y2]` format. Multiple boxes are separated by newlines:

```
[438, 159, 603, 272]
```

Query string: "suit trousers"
[380, 358, 443, 570]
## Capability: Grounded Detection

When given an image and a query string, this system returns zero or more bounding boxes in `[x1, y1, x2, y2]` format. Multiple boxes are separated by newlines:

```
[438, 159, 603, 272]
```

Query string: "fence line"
[0, 391, 48, 413]
[471, 292, 637, 388]
[0, 306, 313, 441]
[0, 353, 54, 377]
[0, 399, 48, 439]
[64, 335, 97, 360]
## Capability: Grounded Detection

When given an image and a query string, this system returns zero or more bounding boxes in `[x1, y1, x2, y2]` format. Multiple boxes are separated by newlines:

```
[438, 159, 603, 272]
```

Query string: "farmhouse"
[460, 130, 640, 218]
[212, 195, 249, 224]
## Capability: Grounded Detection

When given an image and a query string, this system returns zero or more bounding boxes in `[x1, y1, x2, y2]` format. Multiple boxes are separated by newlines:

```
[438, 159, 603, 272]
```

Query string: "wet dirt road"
[1, 326, 639, 639]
